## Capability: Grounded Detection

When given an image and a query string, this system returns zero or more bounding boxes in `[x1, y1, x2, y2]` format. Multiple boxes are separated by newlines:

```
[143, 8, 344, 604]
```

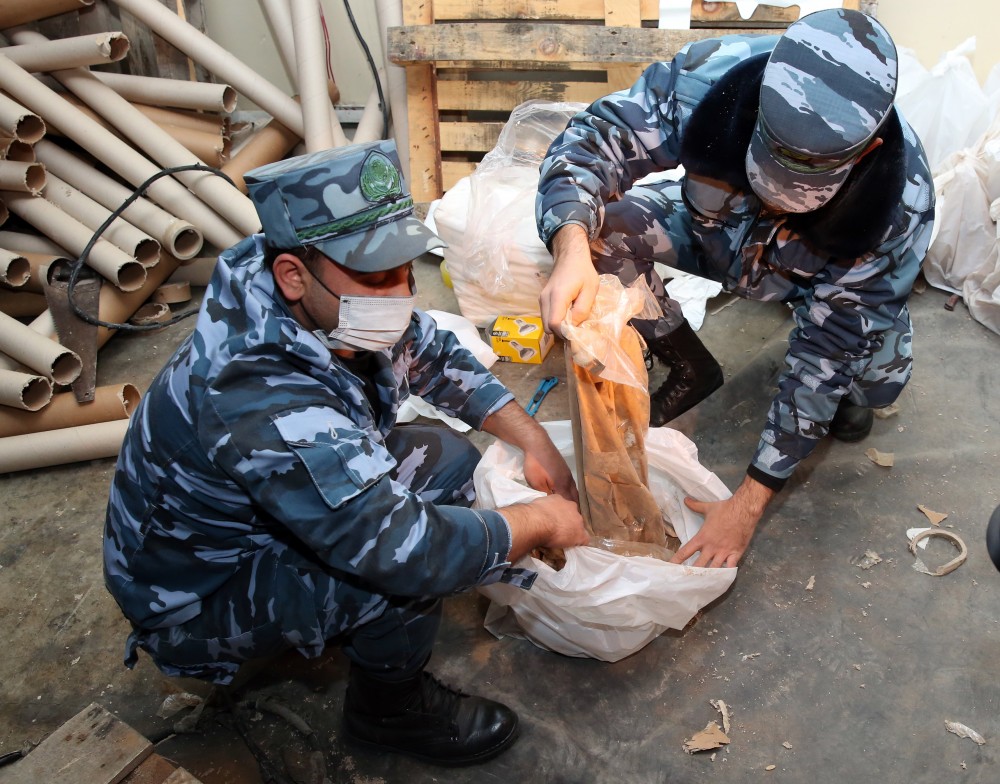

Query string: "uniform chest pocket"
[271, 411, 396, 509]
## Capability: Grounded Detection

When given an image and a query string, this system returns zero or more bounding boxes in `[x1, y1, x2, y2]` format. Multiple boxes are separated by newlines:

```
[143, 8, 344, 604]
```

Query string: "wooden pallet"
[388, 0, 862, 201]
[0, 703, 203, 784]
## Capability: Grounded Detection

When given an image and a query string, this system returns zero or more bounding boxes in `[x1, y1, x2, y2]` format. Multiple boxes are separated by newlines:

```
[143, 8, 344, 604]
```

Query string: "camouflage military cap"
[244, 140, 445, 272]
[745, 9, 897, 214]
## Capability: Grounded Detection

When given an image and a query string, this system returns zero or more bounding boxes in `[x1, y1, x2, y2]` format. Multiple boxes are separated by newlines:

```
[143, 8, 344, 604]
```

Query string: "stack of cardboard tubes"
[0, 0, 405, 473]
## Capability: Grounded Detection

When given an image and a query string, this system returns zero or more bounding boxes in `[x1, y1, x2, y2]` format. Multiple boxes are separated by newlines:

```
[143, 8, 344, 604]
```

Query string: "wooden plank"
[439, 120, 504, 152]
[2, 703, 153, 784]
[403, 1, 442, 201]
[429, 0, 858, 24]
[603, 1, 643, 95]
[437, 79, 606, 111]
[120, 754, 180, 784]
[162, 770, 202, 784]
[389, 23, 775, 67]
[443, 160, 478, 191]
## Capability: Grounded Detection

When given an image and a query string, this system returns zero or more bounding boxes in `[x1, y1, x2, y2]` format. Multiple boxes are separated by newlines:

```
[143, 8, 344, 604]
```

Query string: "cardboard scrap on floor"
[684, 700, 732, 753]
[917, 504, 948, 526]
[865, 447, 894, 467]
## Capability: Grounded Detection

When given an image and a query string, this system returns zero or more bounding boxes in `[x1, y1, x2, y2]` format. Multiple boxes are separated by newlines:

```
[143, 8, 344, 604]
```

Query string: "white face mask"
[316, 293, 415, 352]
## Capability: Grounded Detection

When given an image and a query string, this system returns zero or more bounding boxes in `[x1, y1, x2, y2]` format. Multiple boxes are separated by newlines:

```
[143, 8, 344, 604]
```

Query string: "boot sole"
[342, 719, 520, 767]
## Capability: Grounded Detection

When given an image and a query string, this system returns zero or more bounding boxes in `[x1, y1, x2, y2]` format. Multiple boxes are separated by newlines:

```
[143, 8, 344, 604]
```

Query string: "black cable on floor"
[66, 163, 237, 333]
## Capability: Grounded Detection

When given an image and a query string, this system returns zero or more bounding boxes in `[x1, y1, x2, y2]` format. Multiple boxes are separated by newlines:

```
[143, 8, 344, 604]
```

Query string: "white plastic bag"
[432, 101, 586, 327]
[896, 38, 992, 173]
[474, 421, 737, 661]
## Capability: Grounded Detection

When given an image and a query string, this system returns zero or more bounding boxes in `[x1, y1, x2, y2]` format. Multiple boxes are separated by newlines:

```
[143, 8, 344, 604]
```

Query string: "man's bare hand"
[669, 476, 776, 568]
[539, 224, 599, 335]
[502, 495, 589, 562]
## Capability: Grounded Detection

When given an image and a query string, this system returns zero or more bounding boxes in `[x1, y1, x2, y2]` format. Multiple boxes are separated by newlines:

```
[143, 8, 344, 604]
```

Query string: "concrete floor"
[1, 253, 999, 783]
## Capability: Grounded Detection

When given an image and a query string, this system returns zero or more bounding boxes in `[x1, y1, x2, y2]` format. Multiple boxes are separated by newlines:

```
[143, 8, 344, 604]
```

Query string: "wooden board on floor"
[0, 703, 152, 784]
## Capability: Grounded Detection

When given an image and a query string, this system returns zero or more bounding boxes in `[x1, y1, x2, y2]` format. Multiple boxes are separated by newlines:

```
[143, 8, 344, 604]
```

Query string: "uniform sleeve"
[403, 310, 514, 429]
[748, 219, 933, 489]
[535, 58, 687, 248]
[200, 363, 514, 597]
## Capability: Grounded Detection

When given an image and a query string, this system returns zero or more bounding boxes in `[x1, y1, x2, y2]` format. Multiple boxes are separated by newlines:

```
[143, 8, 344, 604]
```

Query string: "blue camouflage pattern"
[245, 140, 445, 273]
[747, 9, 898, 213]
[104, 234, 526, 683]
[536, 32, 934, 486]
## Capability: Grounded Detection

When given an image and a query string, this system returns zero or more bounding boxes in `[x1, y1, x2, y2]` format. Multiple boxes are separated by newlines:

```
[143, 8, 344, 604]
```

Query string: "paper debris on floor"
[856, 550, 883, 569]
[683, 721, 730, 754]
[945, 720, 986, 745]
[805, 575, 815, 591]
[917, 504, 948, 525]
[710, 699, 731, 734]
[865, 448, 895, 467]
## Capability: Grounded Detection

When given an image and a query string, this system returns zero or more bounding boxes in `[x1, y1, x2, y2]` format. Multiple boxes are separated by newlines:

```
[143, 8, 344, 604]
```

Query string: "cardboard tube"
[43, 172, 161, 266]
[353, 83, 386, 145]
[0, 369, 52, 411]
[0, 160, 45, 195]
[0, 248, 30, 287]
[1, 192, 147, 291]
[0, 418, 128, 473]
[1, 32, 130, 72]
[0, 230, 67, 256]
[0, 55, 244, 251]
[10, 251, 61, 294]
[8, 31, 260, 239]
[34, 140, 202, 260]
[222, 118, 298, 193]
[260, 0, 300, 88]
[0, 290, 46, 317]
[292, 0, 335, 152]
[129, 102, 229, 134]
[151, 281, 191, 304]
[259, 0, 341, 107]
[0, 309, 81, 384]
[0, 134, 34, 162]
[130, 301, 171, 327]
[167, 255, 215, 285]
[0, 382, 138, 438]
[375, 0, 409, 180]
[92, 71, 237, 113]
[0, 0, 95, 30]
[109, 0, 307, 138]
[0, 92, 45, 144]
[160, 123, 230, 166]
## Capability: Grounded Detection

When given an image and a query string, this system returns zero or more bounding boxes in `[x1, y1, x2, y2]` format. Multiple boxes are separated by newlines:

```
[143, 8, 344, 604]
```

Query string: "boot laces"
[412, 673, 465, 726]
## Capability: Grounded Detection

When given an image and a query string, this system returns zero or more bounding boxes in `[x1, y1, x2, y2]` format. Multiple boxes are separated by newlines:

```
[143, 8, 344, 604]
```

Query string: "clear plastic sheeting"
[562, 274, 661, 391]
[432, 101, 585, 327]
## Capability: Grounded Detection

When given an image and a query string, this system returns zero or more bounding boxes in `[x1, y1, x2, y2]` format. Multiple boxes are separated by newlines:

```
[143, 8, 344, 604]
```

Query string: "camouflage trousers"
[590, 179, 912, 409]
[128, 424, 480, 685]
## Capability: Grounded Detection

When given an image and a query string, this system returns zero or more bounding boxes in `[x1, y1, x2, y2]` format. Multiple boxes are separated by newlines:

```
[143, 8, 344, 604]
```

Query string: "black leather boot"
[647, 320, 724, 427]
[829, 398, 874, 442]
[987, 505, 1000, 572]
[342, 664, 519, 766]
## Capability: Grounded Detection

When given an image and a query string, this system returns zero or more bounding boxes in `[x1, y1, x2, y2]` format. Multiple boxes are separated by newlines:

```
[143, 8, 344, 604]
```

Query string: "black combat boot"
[342, 663, 519, 766]
[987, 505, 1000, 572]
[829, 398, 874, 442]
[647, 320, 724, 427]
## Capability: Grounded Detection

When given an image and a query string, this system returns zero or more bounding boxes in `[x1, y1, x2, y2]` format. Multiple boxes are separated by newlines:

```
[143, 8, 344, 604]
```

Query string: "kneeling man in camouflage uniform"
[104, 140, 587, 766]
[536, 9, 935, 569]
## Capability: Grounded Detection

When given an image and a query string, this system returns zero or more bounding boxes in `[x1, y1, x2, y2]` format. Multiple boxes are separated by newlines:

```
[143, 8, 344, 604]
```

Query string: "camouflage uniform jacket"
[536, 34, 935, 485]
[104, 235, 516, 634]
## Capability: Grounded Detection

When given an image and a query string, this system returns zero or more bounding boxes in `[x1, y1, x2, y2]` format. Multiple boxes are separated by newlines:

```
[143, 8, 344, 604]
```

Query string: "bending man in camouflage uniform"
[104, 140, 588, 767]
[535, 9, 934, 568]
